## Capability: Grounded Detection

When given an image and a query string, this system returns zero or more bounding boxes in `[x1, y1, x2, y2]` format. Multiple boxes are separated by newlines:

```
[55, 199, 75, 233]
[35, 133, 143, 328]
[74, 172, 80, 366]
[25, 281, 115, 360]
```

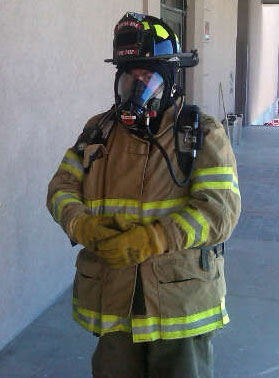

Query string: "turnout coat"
[47, 99, 241, 343]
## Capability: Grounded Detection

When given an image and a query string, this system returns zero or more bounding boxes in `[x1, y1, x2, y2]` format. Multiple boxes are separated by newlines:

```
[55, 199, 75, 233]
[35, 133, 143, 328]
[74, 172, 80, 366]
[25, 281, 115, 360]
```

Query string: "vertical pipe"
[143, 0, 149, 14]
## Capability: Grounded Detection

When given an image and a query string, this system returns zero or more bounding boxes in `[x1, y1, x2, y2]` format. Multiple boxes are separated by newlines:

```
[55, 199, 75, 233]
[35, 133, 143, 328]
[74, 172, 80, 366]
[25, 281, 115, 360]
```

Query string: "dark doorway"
[235, 0, 249, 125]
[161, 0, 187, 87]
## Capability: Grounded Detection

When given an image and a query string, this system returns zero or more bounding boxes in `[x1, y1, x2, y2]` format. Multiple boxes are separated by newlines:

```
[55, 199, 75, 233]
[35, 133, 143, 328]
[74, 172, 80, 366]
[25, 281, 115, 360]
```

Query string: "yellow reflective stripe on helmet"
[142, 21, 150, 30]
[154, 24, 169, 39]
[51, 190, 82, 223]
[171, 213, 195, 248]
[59, 149, 84, 181]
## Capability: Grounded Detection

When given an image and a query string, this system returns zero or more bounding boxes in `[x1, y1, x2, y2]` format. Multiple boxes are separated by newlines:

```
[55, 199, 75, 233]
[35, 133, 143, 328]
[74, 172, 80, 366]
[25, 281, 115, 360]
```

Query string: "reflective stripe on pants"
[92, 331, 214, 378]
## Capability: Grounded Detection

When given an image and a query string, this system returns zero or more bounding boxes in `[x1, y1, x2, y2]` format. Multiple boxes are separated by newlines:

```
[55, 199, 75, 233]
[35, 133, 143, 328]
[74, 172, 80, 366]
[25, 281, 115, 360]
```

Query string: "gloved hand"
[67, 214, 121, 251]
[95, 215, 168, 268]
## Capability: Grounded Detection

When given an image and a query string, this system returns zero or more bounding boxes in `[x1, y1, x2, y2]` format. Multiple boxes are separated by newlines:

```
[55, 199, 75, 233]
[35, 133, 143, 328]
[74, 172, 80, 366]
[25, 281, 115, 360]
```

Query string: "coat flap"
[153, 249, 219, 283]
[75, 248, 103, 279]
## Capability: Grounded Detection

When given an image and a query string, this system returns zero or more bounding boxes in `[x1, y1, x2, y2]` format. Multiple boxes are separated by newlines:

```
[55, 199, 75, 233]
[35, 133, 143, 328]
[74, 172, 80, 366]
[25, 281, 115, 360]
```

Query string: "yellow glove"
[96, 216, 168, 268]
[68, 214, 121, 251]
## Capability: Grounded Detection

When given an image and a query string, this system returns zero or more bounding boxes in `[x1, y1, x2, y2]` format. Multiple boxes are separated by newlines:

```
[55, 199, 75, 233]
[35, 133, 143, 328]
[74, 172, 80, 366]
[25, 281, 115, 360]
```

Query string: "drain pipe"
[219, 82, 230, 142]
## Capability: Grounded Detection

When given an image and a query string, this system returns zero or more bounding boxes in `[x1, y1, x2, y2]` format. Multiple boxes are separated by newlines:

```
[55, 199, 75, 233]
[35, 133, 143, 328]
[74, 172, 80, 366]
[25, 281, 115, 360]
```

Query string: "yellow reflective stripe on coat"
[51, 190, 83, 223]
[190, 167, 240, 196]
[84, 197, 190, 222]
[59, 149, 84, 181]
[170, 206, 209, 248]
[72, 298, 229, 343]
[84, 198, 140, 220]
[142, 197, 189, 222]
[132, 303, 229, 342]
[72, 298, 131, 334]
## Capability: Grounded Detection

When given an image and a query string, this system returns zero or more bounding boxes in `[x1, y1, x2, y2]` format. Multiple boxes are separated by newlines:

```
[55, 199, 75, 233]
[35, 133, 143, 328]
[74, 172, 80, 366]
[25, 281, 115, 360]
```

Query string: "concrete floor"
[1, 126, 279, 377]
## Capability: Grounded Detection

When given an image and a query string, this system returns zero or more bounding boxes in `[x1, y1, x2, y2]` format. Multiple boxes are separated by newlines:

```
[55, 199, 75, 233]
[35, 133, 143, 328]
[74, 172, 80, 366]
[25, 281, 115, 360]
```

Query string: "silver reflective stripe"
[73, 306, 131, 330]
[90, 207, 104, 216]
[233, 181, 239, 190]
[192, 174, 234, 183]
[103, 205, 139, 214]
[53, 193, 81, 221]
[221, 307, 228, 317]
[62, 156, 84, 174]
[179, 209, 202, 245]
[132, 313, 223, 335]
[90, 205, 139, 216]
[192, 174, 239, 190]
[142, 204, 185, 217]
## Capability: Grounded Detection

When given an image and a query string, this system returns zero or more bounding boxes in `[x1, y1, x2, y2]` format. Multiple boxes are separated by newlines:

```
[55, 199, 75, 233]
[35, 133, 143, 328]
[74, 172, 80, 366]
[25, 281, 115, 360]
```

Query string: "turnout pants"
[92, 332, 214, 378]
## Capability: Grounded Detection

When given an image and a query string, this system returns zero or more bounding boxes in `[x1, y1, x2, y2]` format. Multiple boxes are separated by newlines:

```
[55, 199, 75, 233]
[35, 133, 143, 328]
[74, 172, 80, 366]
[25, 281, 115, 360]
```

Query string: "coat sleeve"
[46, 112, 109, 237]
[46, 146, 90, 236]
[159, 113, 241, 251]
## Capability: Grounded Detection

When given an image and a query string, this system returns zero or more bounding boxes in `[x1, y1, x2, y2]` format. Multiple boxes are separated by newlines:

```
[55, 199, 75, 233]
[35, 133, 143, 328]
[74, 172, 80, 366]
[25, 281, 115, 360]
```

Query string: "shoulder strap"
[74, 106, 116, 156]
[175, 104, 203, 176]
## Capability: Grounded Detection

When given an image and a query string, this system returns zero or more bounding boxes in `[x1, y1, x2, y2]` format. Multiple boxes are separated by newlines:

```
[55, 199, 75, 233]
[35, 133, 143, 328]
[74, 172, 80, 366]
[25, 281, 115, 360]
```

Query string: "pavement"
[1, 125, 279, 378]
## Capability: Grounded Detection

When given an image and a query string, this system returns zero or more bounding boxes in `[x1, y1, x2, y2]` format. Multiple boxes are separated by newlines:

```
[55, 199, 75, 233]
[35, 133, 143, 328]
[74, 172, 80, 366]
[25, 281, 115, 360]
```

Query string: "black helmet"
[105, 12, 198, 68]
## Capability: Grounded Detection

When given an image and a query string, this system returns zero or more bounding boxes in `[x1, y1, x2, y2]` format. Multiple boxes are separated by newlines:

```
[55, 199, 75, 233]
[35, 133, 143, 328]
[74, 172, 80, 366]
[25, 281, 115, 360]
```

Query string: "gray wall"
[247, 1, 279, 124]
[0, 0, 149, 351]
[186, 0, 238, 120]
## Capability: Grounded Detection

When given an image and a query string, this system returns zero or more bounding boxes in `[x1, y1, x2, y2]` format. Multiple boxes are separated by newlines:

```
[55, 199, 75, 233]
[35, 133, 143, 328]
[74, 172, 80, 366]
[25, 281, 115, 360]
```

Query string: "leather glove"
[95, 216, 168, 268]
[67, 214, 121, 251]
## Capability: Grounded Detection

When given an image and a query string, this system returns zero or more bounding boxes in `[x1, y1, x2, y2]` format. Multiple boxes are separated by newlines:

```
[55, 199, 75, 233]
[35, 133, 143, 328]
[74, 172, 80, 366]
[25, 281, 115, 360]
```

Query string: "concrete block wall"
[0, 0, 159, 351]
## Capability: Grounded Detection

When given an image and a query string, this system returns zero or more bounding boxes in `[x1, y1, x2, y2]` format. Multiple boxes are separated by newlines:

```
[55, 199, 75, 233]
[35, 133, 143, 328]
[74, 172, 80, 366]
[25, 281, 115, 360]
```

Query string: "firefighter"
[47, 12, 241, 378]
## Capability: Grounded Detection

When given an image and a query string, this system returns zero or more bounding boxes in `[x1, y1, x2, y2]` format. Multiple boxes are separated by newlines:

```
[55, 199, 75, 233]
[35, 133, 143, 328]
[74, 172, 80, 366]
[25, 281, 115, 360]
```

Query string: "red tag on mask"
[121, 113, 137, 126]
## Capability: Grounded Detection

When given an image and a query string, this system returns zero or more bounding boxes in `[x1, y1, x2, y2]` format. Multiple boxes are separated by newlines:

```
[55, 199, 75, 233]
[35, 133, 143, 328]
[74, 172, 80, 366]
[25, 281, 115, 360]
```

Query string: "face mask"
[115, 68, 165, 129]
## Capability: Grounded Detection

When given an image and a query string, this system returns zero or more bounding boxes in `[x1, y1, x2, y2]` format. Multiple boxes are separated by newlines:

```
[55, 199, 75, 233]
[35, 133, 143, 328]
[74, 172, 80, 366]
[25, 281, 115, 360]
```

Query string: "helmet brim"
[105, 51, 199, 68]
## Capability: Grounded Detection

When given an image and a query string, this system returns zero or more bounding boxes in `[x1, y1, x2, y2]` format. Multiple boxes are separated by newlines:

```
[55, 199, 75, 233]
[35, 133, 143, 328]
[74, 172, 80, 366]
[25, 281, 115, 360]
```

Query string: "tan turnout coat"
[47, 100, 241, 342]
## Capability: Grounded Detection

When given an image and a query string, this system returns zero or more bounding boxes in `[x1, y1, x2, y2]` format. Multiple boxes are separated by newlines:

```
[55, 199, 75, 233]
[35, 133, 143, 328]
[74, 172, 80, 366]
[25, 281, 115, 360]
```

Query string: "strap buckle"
[199, 242, 225, 271]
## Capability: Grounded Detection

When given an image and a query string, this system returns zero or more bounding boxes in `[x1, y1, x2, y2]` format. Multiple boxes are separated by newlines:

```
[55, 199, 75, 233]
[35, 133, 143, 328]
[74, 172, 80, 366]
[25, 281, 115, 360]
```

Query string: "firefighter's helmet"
[106, 13, 198, 130]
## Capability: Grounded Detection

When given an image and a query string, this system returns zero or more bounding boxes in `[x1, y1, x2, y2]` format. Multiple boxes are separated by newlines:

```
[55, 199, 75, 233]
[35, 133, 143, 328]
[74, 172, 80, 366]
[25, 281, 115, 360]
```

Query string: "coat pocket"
[73, 248, 103, 311]
[153, 249, 226, 317]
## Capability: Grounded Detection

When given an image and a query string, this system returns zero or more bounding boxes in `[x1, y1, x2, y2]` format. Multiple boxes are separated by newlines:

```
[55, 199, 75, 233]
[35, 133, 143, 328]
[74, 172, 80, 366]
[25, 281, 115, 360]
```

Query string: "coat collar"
[157, 96, 184, 136]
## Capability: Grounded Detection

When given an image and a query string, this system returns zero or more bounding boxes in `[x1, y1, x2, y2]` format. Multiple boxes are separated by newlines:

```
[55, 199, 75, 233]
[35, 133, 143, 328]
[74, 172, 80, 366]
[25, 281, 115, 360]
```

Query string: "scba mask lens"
[116, 69, 164, 127]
